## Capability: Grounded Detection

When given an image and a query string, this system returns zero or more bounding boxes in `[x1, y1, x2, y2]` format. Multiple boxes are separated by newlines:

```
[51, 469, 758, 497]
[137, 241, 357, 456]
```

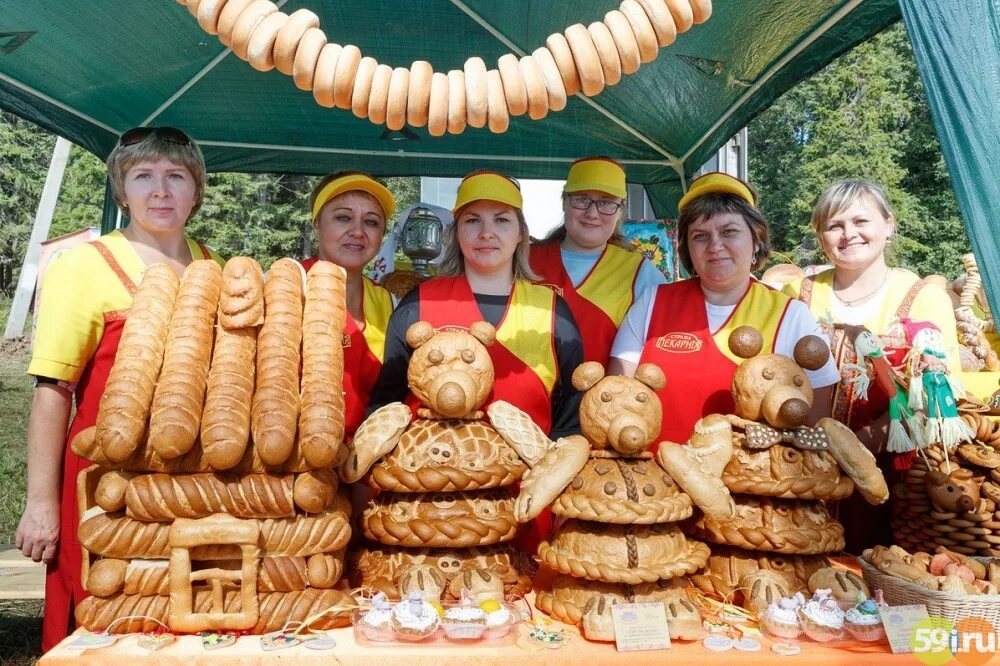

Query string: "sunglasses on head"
[119, 126, 191, 147]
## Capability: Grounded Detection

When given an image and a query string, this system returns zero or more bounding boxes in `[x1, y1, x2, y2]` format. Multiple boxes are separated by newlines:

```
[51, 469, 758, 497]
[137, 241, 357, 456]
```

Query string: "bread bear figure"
[343, 321, 546, 601]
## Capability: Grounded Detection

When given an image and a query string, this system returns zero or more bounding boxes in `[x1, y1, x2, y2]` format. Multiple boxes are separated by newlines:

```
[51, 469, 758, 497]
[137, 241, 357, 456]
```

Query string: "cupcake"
[760, 598, 801, 640]
[844, 598, 885, 642]
[797, 591, 845, 642]
[391, 593, 441, 641]
[481, 600, 515, 639]
[443, 605, 488, 640]
[357, 593, 394, 642]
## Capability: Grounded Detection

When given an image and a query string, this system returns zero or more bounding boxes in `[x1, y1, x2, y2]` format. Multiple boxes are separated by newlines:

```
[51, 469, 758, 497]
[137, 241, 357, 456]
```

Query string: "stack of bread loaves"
[72, 258, 354, 634]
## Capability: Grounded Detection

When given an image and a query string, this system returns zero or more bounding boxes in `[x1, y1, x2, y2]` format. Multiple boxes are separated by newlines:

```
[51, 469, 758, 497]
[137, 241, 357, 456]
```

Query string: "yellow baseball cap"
[564, 156, 626, 199]
[678, 172, 759, 215]
[452, 170, 523, 214]
[311, 172, 396, 222]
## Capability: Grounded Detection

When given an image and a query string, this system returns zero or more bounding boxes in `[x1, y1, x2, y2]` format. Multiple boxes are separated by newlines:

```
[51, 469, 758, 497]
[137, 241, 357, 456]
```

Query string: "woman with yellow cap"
[302, 171, 396, 437]
[608, 172, 840, 449]
[530, 156, 666, 365]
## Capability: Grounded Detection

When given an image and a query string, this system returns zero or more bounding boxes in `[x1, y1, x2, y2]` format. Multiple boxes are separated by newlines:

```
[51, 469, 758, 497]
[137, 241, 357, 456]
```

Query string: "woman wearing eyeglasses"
[16, 127, 223, 651]
[530, 157, 666, 365]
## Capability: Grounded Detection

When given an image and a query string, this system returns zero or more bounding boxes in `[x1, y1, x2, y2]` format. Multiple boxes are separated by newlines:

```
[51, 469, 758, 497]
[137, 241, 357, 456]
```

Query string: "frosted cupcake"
[358, 593, 394, 642]
[443, 605, 488, 640]
[797, 591, 845, 642]
[481, 600, 515, 639]
[760, 597, 802, 639]
[391, 593, 441, 641]
[844, 598, 885, 642]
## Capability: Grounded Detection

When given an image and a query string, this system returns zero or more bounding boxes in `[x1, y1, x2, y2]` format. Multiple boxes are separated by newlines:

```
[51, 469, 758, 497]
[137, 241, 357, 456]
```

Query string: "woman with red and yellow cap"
[608, 172, 840, 449]
[530, 156, 666, 365]
[15, 127, 223, 651]
[301, 171, 396, 438]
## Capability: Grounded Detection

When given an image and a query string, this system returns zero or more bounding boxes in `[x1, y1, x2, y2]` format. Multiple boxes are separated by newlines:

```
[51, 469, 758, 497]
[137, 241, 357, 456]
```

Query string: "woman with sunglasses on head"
[530, 157, 666, 366]
[16, 127, 223, 651]
[301, 172, 396, 438]
[608, 172, 840, 451]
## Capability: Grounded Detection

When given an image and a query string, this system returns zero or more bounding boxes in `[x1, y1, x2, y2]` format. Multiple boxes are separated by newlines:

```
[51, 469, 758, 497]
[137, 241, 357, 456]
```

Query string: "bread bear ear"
[634, 363, 666, 391]
[572, 361, 606, 391]
[728, 325, 763, 359]
[469, 321, 496, 347]
[794, 335, 831, 371]
[406, 321, 435, 348]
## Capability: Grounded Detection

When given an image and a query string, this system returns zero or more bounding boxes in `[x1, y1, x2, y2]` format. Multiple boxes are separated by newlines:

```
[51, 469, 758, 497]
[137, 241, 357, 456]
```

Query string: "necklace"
[833, 267, 891, 307]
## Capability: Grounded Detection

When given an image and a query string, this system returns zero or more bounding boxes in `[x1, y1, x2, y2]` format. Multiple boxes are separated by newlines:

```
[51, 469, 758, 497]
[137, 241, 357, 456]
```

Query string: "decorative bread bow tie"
[744, 422, 830, 451]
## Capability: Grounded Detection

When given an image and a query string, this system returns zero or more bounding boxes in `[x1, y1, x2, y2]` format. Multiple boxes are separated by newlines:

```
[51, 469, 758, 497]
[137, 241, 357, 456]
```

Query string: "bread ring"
[978, 415, 991, 442]
[519, 55, 549, 120]
[603, 10, 641, 75]
[407, 60, 433, 128]
[333, 44, 362, 109]
[689, 0, 713, 24]
[246, 11, 287, 72]
[291, 27, 326, 91]
[636, 0, 678, 47]
[531, 47, 568, 112]
[386, 66, 410, 131]
[185, 0, 203, 18]
[619, 0, 659, 63]
[230, 0, 277, 61]
[216, 0, 260, 47]
[564, 24, 605, 97]
[368, 64, 393, 125]
[311, 42, 342, 108]
[588, 22, 622, 86]
[545, 33, 582, 97]
[486, 69, 509, 134]
[497, 54, 528, 117]
[196, 0, 229, 35]
[446, 69, 467, 134]
[427, 72, 449, 137]
[665, 0, 695, 32]
[464, 57, 489, 129]
[273, 8, 319, 75]
[350, 56, 378, 118]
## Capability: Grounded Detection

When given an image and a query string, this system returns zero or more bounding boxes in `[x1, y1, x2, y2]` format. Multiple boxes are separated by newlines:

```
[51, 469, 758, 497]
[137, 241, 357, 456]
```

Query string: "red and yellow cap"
[564, 156, 626, 199]
[311, 172, 396, 222]
[678, 172, 759, 215]
[452, 170, 523, 214]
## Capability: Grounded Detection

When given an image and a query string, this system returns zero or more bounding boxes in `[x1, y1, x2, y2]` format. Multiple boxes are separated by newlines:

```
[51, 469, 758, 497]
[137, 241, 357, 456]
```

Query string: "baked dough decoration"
[690, 545, 830, 602]
[175, 0, 713, 135]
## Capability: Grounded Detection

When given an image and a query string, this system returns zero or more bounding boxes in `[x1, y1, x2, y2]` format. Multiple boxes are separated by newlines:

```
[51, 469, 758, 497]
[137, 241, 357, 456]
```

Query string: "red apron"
[43, 240, 210, 651]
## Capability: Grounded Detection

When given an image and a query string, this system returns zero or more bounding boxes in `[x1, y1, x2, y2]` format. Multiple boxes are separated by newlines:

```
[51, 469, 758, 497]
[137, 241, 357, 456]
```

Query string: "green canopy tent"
[1, 0, 998, 310]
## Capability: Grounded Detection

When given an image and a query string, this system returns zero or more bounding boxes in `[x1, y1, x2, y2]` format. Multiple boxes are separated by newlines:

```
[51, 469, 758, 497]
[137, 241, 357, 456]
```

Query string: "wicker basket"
[859, 557, 1000, 625]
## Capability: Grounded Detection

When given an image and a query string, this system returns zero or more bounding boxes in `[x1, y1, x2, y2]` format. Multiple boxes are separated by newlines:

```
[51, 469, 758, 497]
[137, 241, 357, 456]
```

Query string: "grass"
[0, 337, 43, 666]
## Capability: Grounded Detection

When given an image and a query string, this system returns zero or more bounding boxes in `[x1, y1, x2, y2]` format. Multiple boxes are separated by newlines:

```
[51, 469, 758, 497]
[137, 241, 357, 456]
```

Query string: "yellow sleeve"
[909, 283, 962, 376]
[27, 248, 105, 382]
[782, 277, 804, 300]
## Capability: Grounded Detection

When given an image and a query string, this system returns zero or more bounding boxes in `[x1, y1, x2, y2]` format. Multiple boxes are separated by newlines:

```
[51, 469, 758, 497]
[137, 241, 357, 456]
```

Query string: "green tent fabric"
[898, 0, 1000, 320]
[0, 0, 900, 219]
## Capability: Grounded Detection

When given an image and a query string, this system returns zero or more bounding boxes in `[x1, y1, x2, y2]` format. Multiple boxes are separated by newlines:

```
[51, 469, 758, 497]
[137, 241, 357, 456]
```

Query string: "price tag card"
[879, 604, 929, 653]
[611, 602, 671, 652]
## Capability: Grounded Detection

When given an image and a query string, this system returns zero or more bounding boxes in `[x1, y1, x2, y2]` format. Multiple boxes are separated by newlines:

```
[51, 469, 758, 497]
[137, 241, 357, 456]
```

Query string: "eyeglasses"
[119, 126, 192, 147]
[567, 194, 623, 215]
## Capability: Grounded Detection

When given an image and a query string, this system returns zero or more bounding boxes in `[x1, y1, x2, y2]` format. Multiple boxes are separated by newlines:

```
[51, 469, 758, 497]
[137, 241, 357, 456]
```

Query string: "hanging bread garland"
[176, 0, 712, 135]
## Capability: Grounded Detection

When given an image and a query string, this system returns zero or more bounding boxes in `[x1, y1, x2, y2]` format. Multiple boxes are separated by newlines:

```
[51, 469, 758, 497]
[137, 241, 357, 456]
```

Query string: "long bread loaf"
[124, 473, 294, 521]
[200, 326, 257, 470]
[148, 260, 223, 459]
[121, 555, 338, 595]
[218, 256, 264, 328]
[96, 264, 179, 463]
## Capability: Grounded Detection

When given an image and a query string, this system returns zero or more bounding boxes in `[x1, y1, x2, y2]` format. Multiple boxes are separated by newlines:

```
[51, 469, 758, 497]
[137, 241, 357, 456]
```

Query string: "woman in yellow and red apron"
[300, 172, 396, 438]
[608, 172, 840, 451]
[16, 127, 223, 652]
[531, 156, 666, 366]
[368, 170, 584, 548]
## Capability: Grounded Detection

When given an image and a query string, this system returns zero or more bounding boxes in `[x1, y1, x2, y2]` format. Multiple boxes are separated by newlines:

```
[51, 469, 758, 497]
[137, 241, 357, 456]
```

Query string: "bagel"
[531, 47, 568, 112]
[620, 0, 659, 63]
[564, 24, 605, 97]
[497, 54, 528, 117]
[603, 10, 641, 75]
[486, 69, 509, 134]
[230, 0, 277, 61]
[518, 55, 549, 120]
[386, 66, 410, 131]
[689, 0, 713, 24]
[273, 8, 319, 75]
[636, 0, 678, 47]
[196, 0, 229, 35]
[367, 64, 393, 125]
[185, 0, 203, 17]
[545, 33, 582, 97]
[216, 0, 256, 46]
[246, 11, 287, 72]
[351, 56, 378, 118]
[427, 72, 449, 137]
[446, 69, 468, 134]
[311, 42, 342, 108]
[333, 45, 362, 109]
[463, 57, 489, 129]
[588, 22, 622, 86]
[291, 27, 326, 91]
[407, 60, 433, 128]
[665, 0, 695, 33]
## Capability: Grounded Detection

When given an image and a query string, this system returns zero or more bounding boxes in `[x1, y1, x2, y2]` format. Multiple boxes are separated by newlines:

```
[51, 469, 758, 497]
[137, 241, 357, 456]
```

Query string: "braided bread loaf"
[691, 496, 845, 555]
[124, 473, 294, 521]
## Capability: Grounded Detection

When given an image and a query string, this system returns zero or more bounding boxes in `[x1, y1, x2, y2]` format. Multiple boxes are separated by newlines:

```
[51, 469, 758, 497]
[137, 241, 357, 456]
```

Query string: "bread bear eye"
[601, 391, 612, 402]
[428, 349, 444, 364]
[762, 368, 775, 380]
[636, 392, 648, 403]
[461, 349, 475, 363]
[793, 375, 804, 387]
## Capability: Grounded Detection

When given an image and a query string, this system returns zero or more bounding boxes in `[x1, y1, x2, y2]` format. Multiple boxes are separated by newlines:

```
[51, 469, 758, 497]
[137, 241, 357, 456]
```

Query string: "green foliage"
[749, 24, 970, 278]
